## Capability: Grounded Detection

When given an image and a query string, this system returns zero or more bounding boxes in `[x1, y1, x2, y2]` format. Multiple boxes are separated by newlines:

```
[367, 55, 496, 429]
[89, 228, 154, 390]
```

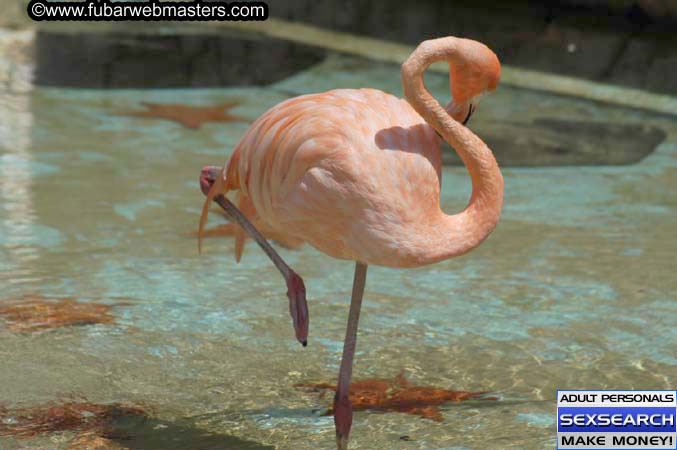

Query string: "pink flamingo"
[198, 36, 503, 449]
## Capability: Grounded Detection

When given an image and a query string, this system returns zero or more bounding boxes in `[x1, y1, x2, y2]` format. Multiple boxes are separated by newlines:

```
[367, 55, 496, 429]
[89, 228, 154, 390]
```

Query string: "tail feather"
[198, 171, 227, 254]
[198, 175, 303, 260]
[232, 191, 255, 263]
[197, 173, 250, 262]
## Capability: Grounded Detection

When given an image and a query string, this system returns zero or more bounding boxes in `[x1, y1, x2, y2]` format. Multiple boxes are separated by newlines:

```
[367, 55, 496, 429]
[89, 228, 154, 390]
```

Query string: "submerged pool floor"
[1, 46, 676, 449]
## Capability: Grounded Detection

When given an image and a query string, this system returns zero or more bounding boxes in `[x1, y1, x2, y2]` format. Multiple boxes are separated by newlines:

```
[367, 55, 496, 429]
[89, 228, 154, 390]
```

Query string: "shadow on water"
[109, 415, 275, 450]
[0, 399, 273, 449]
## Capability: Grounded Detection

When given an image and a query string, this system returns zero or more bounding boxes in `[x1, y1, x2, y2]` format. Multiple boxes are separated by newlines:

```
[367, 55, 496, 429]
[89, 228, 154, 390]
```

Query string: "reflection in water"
[0, 93, 36, 286]
[0, 30, 37, 288]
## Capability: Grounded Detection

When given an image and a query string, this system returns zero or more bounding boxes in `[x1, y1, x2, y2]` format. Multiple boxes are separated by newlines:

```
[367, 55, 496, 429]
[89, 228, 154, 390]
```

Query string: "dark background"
[32, 0, 677, 94]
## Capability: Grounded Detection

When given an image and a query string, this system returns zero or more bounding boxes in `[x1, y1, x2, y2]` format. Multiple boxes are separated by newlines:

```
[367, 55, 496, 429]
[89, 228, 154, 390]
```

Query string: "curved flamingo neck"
[401, 37, 504, 260]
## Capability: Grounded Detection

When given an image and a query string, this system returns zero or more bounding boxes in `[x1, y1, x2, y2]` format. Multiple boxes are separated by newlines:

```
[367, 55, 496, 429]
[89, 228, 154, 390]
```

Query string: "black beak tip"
[302, 340, 307, 347]
[462, 103, 474, 126]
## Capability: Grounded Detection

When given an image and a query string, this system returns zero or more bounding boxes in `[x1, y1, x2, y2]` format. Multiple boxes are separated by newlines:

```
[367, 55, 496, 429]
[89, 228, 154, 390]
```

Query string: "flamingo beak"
[462, 103, 475, 125]
[445, 99, 474, 125]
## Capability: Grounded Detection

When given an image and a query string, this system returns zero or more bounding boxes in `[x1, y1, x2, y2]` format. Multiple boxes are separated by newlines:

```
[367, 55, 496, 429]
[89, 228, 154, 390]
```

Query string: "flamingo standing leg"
[334, 262, 368, 450]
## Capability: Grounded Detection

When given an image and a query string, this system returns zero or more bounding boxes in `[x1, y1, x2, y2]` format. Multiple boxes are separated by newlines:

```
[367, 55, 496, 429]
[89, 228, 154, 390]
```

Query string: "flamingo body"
[224, 88, 451, 267]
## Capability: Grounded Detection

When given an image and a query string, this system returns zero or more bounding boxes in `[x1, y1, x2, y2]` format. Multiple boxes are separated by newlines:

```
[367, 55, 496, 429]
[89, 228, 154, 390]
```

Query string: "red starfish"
[298, 372, 495, 421]
[115, 101, 249, 129]
[0, 294, 128, 332]
[0, 398, 146, 438]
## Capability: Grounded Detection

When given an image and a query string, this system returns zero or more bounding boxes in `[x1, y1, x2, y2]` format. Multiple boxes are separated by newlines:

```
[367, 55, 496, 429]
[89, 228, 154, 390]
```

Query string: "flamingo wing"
[225, 89, 444, 267]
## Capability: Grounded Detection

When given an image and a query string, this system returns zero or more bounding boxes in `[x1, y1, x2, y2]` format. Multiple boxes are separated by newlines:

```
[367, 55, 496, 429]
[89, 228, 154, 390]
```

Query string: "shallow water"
[1, 45, 676, 449]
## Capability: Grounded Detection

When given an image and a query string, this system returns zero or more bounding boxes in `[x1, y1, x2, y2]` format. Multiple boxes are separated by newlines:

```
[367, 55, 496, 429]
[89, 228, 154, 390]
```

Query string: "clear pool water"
[1, 40, 676, 449]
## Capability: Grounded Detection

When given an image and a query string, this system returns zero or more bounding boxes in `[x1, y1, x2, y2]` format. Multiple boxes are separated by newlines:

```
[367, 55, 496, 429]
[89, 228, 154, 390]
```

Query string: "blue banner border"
[556, 390, 677, 450]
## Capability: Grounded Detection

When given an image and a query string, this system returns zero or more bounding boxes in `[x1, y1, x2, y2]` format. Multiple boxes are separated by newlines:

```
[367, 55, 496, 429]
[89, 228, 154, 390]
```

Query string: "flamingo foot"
[200, 165, 222, 195]
[286, 270, 308, 346]
[334, 393, 352, 450]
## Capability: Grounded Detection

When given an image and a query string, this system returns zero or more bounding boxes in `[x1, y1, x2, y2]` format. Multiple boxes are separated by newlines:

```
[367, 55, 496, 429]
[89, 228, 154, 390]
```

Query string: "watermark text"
[27, 0, 268, 22]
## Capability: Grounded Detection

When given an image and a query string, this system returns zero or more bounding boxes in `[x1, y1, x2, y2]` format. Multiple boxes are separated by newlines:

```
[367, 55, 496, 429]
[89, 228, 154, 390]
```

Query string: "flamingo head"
[445, 39, 501, 125]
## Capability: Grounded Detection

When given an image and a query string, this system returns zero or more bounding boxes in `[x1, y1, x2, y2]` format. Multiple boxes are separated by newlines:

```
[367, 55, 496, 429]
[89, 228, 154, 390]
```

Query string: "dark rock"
[607, 34, 677, 94]
[33, 31, 326, 88]
[508, 24, 626, 80]
[443, 118, 666, 166]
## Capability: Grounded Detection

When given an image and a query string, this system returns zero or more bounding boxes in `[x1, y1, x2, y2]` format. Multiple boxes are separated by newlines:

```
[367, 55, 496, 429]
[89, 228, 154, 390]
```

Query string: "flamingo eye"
[462, 103, 474, 125]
